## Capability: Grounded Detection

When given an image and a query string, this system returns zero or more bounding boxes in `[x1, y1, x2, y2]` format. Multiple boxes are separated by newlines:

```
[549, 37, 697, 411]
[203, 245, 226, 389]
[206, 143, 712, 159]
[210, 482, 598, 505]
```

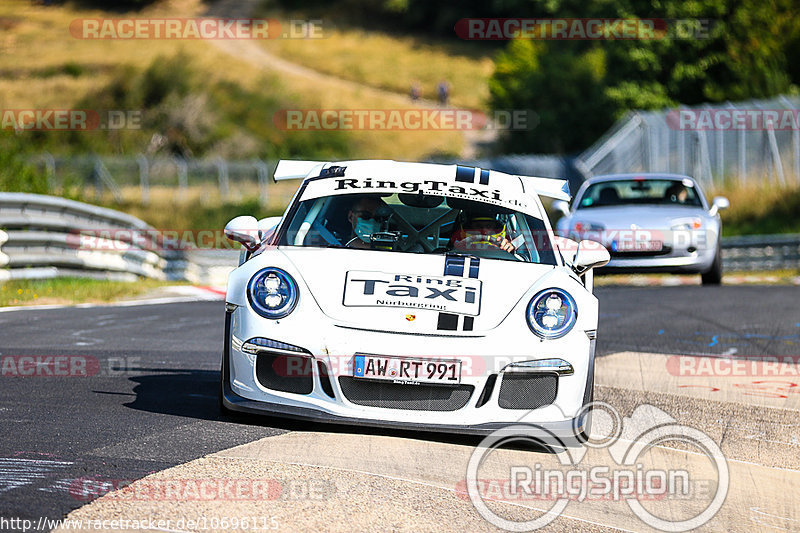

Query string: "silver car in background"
[554, 173, 729, 285]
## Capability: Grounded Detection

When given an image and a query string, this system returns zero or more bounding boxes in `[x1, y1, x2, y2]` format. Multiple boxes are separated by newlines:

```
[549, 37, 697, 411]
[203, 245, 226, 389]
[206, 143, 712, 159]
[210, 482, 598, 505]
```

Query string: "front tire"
[219, 310, 233, 415]
[701, 245, 723, 285]
[219, 353, 230, 414]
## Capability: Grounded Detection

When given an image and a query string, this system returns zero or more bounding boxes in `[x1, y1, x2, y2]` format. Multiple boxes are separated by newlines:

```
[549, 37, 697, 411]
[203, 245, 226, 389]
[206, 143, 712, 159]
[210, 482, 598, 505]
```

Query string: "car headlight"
[571, 221, 605, 241]
[526, 289, 577, 339]
[247, 268, 298, 319]
[671, 217, 702, 230]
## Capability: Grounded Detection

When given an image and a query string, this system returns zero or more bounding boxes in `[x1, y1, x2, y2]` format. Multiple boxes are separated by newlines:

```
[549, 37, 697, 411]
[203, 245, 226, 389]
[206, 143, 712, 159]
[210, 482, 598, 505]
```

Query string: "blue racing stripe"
[444, 255, 465, 277]
[468, 257, 480, 279]
[479, 169, 489, 185]
[455, 165, 475, 183]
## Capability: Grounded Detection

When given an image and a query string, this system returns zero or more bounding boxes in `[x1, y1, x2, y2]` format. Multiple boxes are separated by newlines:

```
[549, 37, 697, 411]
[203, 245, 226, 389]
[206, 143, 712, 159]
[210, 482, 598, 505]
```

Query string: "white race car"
[220, 160, 609, 437]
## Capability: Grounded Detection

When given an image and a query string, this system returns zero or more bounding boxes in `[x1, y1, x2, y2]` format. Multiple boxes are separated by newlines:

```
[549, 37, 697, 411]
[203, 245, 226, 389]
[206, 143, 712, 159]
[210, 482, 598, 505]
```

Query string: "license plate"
[352, 354, 461, 385]
[614, 240, 663, 252]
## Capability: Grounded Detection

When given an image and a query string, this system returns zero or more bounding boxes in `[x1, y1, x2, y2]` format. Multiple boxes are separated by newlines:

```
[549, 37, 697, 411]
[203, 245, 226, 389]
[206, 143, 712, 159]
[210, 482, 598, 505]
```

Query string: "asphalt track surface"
[0, 285, 798, 531]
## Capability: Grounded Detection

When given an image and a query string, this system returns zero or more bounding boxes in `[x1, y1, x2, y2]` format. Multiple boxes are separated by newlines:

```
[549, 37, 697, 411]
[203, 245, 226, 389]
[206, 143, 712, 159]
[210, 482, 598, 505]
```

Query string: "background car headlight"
[570, 221, 605, 241]
[670, 217, 703, 231]
[526, 288, 577, 339]
[247, 268, 298, 319]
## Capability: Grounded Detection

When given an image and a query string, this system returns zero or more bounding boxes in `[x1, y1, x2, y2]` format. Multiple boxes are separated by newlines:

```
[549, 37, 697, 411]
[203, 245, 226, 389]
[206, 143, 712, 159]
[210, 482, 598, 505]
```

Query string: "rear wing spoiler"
[273, 160, 328, 181]
[273, 160, 571, 201]
[517, 175, 571, 201]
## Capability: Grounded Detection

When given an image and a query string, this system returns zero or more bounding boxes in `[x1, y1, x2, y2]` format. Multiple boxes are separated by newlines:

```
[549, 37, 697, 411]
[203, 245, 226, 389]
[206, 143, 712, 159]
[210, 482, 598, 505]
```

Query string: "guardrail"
[721, 233, 800, 271]
[1, 193, 796, 281]
[0, 193, 186, 282]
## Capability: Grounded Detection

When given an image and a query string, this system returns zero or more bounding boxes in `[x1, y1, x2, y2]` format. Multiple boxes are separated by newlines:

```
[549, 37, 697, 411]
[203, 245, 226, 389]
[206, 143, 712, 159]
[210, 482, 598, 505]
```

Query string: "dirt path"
[203, 0, 496, 158]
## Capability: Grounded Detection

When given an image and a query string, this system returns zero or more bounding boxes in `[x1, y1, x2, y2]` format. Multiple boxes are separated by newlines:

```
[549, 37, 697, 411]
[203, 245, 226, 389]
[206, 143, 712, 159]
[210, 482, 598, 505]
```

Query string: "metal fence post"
[641, 117, 652, 171]
[663, 122, 671, 173]
[216, 158, 230, 201]
[175, 158, 188, 202]
[738, 124, 746, 186]
[136, 154, 149, 204]
[696, 130, 713, 187]
[255, 159, 269, 208]
[794, 114, 800, 185]
[92, 157, 103, 200]
[766, 122, 786, 186]
[780, 96, 800, 184]
[41, 151, 56, 192]
[92, 157, 123, 202]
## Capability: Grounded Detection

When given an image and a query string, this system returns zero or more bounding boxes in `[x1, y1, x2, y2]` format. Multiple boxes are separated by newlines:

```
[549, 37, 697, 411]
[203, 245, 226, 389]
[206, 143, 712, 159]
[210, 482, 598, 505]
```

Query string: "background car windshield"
[278, 192, 557, 265]
[578, 179, 703, 208]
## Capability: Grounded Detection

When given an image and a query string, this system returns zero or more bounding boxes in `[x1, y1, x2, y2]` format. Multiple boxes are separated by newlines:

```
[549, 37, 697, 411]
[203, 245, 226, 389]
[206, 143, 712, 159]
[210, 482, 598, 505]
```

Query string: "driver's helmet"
[452, 213, 507, 248]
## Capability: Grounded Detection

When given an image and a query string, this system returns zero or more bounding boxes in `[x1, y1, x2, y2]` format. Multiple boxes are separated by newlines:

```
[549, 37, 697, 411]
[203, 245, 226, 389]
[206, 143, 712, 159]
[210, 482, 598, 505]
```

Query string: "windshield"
[577, 179, 703, 209]
[277, 192, 557, 265]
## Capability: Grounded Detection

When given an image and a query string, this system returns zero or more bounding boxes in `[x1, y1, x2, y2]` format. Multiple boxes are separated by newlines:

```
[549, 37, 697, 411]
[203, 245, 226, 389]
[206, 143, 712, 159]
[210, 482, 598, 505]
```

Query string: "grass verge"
[257, 26, 494, 110]
[0, 0, 465, 160]
[91, 183, 295, 230]
[0, 277, 186, 307]
[715, 183, 800, 236]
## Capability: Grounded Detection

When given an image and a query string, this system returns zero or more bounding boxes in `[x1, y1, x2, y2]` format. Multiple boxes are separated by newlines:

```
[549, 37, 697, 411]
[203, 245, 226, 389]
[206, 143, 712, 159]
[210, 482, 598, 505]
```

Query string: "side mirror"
[573, 239, 609, 275]
[258, 216, 282, 241]
[224, 215, 261, 251]
[552, 200, 570, 217]
[709, 196, 729, 216]
[552, 236, 579, 266]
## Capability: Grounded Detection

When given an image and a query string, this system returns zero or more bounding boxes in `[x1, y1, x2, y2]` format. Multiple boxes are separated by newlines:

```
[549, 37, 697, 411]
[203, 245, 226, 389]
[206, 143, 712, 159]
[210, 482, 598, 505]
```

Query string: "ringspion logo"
[465, 403, 729, 531]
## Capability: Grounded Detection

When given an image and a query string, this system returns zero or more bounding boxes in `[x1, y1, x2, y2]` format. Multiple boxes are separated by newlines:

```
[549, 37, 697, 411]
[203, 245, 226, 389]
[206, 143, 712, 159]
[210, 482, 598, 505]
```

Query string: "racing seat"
[598, 187, 620, 205]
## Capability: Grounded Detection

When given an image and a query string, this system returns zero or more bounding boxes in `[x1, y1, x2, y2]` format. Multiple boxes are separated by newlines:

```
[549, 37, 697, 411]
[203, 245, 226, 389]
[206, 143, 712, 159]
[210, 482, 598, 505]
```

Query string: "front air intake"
[338, 377, 473, 411]
[498, 373, 558, 409]
[255, 353, 314, 394]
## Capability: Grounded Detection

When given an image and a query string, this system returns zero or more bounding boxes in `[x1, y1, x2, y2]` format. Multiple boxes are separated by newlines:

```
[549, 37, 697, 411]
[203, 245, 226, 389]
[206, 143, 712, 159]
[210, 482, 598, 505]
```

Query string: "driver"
[451, 213, 516, 253]
[665, 182, 689, 204]
[345, 195, 384, 248]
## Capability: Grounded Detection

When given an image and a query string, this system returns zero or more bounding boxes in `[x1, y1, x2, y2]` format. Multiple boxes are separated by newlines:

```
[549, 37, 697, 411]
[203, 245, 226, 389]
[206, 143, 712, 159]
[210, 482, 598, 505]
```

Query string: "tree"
[489, 0, 800, 154]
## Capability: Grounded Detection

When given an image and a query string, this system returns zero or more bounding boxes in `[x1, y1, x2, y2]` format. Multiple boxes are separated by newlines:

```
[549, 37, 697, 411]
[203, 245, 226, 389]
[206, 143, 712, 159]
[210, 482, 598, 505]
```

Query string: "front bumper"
[221, 309, 595, 439]
[601, 237, 717, 274]
[222, 381, 586, 438]
[600, 253, 715, 274]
